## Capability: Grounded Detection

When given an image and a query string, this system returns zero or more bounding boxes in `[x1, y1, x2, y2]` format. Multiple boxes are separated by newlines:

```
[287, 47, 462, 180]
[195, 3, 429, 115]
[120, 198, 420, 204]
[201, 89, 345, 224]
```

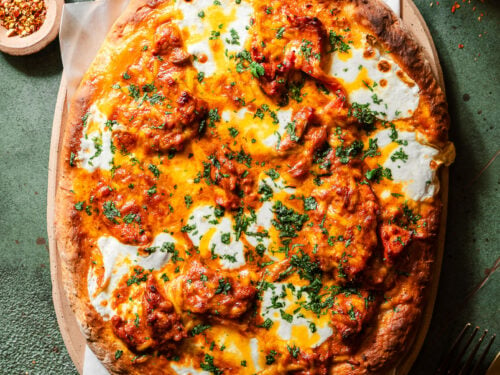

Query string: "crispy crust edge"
[353, 0, 450, 145]
[54, 0, 450, 374]
[56, 1, 164, 374]
[343, 1, 449, 373]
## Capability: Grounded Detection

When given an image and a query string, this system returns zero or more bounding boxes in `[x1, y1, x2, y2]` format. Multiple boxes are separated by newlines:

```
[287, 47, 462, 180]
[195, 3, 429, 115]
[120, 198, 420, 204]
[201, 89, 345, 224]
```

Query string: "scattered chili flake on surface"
[451, 2, 460, 13]
[0, 0, 47, 38]
[458, 44, 464, 49]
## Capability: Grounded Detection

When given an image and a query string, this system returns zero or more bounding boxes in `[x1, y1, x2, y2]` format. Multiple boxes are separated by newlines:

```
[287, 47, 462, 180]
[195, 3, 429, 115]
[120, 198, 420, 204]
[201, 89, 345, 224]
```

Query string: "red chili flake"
[458, 44, 464, 49]
[451, 2, 461, 13]
[0, 0, 47, 38]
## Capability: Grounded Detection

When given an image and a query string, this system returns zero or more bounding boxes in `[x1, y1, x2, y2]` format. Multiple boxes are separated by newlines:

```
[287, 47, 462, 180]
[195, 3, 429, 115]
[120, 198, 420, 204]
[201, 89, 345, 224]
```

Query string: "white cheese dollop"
[209, 217, 246, 269]
[327, 42, 420, 121]
[175, 0, 214, 33]
[374, 129, 440, 200]
[245, 200, 273, 249]
[260, 283, 333, 348]
[246, 176, 296, 250]
[188, 40, 217, 78]
[221, 1, 253, 53]
[174, 0, 253, 77]
[186, 205, 245, 269]
[88, 233, 176, 319]
[186, 205, 217, 247]
[262, 109, 293, 150]
[78, 105, 114, 172]
[250, 338, 262, 372]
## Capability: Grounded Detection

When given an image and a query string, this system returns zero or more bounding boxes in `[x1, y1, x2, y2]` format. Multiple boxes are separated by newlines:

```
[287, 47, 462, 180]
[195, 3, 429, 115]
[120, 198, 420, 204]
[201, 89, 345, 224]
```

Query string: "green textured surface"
[0, 0, 498, 374]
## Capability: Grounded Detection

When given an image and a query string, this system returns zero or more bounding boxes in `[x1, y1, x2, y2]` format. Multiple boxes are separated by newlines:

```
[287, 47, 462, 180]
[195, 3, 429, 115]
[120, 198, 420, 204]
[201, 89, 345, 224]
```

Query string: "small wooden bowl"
[0, 0, 63, 56]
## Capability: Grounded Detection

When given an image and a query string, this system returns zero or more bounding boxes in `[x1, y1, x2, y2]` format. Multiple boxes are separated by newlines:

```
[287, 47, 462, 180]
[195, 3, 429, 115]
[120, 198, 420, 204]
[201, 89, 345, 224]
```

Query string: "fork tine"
[470, 333, 496, 375]
[447, 326, 479, 374]
[457, 329, 488, 375]
[435, 323, 471, 375]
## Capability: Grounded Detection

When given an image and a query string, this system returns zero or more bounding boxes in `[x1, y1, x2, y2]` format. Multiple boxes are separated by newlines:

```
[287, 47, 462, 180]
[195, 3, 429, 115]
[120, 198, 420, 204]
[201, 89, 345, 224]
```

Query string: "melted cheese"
[260, 283, 333, 348]
[374, 129, 440, 200]
[204, 327, 262, 372]
[187, 205, 245, 269]
[246, 176, 295, 252]
[259, 176, 296, 194]
[208, 217, 246, 269]
[327, 41, 420, 121]
[221, 106, 296, 156]
[221, 1, 253, 53]
[174, 0, 253, 77]
[250, 338, 262, 372]
[186, 205, 217, 247]
[262, 109, 293, 150]
[69, 0, 451, 371]
[78, 104, 114, 172]
[88, 234, 176, 319]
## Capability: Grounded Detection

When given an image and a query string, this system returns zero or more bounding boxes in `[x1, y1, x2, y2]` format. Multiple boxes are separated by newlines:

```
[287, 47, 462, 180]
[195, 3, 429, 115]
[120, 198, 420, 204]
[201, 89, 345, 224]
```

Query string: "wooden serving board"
[47, 1, 448, 373]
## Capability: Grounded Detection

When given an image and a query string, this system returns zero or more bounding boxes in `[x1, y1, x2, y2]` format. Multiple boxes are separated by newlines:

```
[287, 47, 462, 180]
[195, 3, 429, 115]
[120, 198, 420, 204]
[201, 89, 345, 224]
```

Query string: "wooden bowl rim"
[0, 0, 63, 56]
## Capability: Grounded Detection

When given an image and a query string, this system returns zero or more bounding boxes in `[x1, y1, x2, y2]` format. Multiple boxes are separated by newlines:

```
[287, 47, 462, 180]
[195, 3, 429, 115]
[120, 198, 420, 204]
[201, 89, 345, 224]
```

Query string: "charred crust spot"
[377, 60, 391, 72]
[363, 48, 376, 59]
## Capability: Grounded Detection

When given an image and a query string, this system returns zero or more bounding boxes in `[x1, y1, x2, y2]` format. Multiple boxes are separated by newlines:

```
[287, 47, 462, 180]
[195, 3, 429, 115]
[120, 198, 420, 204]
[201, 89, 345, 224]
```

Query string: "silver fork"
[435, 323, 497, 375]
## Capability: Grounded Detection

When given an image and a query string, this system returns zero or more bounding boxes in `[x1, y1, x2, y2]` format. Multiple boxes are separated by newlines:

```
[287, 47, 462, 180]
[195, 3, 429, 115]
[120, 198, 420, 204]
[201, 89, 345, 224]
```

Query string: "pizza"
[55, 0, 455, 373]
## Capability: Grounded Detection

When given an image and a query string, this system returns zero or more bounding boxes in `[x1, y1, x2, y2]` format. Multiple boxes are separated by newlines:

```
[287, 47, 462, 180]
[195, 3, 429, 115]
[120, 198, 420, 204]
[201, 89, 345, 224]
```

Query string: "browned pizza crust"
[56, 3, 164, 373]
[55, 0, 452, 374]
[352, 0, 450, 147]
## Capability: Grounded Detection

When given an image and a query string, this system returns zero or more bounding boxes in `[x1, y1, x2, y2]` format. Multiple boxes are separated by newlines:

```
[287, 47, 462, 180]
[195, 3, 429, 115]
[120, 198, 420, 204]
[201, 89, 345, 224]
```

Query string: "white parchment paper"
[60, 0, 129, 103]
[60, 3, 129, 374]
[57, 1, 400, 374]
[83, 345, 109, 375]
[383, 0, 400, 16]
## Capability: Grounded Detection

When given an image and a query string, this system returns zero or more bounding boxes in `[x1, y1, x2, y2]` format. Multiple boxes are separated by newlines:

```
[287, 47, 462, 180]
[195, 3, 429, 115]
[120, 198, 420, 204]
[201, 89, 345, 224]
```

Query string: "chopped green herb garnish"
[287, 344, 300, 358]
[365, 165, 392, 183]
[214, 278, 232, 295]
[191, 324, 211, 336]
[103, 201, 121, 223]
[302, 197, 317, 211]
[148, 163, 161, 178]
[328, 30, 351, 53]
[276, 27, 285, 39]
[228, 127, 239, 137]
